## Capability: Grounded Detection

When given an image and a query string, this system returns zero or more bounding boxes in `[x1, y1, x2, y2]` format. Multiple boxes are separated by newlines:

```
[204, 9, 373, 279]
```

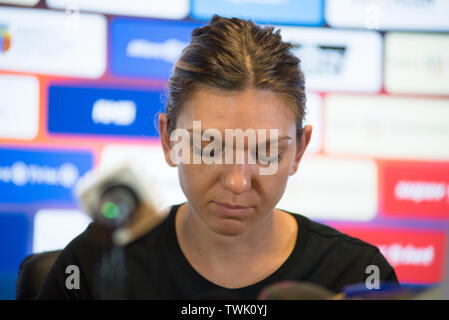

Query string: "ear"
[159, 113, 177, 167]
[290, 125, 312, 176]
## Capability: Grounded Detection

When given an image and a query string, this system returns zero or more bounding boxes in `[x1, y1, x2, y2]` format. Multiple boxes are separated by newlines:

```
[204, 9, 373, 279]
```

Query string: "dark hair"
[165, 15, 306, 140]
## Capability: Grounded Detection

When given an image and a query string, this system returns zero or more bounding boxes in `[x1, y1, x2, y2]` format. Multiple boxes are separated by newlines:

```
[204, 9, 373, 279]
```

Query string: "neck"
[176, 203, 284, 262]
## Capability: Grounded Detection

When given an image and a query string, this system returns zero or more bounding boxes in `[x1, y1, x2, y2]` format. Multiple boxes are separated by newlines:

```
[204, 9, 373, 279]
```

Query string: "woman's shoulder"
[278, 209, 399, 292]
[279, 208, 380, 263]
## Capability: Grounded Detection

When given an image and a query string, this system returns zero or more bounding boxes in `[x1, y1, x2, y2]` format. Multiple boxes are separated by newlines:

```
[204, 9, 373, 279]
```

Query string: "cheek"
[177, 164, 217, 200]
[259, 166, 290, 202]
[257, 151, 295, 204]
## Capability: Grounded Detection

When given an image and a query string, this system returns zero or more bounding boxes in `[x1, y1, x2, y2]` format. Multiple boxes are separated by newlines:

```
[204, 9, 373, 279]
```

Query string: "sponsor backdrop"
[0, 0, 448, 298]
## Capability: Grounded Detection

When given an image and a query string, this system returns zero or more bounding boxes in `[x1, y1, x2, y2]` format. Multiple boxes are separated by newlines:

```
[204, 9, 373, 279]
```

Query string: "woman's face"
[160, 86, 312, 237]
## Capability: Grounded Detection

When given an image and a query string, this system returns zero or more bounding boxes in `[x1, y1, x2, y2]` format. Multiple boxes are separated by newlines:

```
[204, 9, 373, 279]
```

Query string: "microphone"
[74, 158, 166, 247]
[258, 281, 337, 300]
[257, 280, 413, 300]
[342, 282, 432, 300]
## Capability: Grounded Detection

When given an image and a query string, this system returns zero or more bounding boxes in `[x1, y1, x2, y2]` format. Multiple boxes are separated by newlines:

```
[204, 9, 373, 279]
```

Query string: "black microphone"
[74, 159, 166, 298]
[74, 158, 164, 247]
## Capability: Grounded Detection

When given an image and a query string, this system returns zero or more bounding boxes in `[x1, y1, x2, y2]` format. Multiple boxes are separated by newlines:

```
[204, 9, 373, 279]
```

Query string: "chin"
[209, 218, 249, 237]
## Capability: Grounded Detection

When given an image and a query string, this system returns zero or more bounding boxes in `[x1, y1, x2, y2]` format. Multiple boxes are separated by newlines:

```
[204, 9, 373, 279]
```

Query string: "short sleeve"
[36, 225, 98, 300]
[367, 250, 400, 286]
[36, 249, 83, 299]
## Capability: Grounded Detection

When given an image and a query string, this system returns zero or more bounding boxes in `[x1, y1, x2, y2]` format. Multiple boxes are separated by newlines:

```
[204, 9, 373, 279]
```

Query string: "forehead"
[177, 86, 296, 132]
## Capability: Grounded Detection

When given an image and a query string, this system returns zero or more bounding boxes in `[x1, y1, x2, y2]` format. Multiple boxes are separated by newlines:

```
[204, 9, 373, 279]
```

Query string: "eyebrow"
[185, 128, 292, 145]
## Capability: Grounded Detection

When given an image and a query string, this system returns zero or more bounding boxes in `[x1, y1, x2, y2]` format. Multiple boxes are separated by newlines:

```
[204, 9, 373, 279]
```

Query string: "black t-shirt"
[37, 203, 399, 299]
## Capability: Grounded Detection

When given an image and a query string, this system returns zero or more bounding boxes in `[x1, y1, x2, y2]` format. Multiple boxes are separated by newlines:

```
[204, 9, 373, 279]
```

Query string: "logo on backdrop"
[0, 24, 11, 52]
[110, 18, 201, 79]
[91, 99, 137, 126]
[0, 148, 93, 204]
[126, 38, 188, 64]
[0, 161, 79, 188]
[292, 43, 347, 76]
[378, 243, 435, 268]
[48, 85, 163, 138]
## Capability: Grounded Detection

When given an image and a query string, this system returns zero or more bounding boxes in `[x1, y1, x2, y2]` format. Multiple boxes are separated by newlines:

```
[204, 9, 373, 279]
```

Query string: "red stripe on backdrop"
[330, 226, 447, 284]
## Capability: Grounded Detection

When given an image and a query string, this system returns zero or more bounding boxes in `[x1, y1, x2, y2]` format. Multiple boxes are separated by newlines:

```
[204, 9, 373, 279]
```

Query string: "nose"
[221, 163, 253, 195]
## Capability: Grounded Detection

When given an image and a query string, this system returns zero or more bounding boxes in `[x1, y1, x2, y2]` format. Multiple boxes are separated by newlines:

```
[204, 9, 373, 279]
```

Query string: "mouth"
[212, 201, 254, 217]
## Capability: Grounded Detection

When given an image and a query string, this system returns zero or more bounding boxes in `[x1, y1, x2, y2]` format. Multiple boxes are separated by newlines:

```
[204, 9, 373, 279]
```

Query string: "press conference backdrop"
[0, 0, 448, 299]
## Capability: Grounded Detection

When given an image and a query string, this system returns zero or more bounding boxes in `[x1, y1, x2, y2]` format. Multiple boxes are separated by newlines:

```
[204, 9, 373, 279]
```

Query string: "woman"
[37, 15, 398, 299]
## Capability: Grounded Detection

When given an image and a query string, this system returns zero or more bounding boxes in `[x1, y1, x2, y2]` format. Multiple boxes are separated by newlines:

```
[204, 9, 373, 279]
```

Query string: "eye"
[254, 142, 283, 165]
[202, 148, 218, 158]
[258, 153, 283, 164]
[193, 143, 223, 158]
[253, 149, 283, 165]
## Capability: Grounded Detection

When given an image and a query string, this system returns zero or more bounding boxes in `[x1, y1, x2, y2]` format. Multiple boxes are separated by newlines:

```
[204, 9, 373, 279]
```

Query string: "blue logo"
[110, 18, 203, 79]
[190, 0, 324, 26]
[0, 148, 93, 204]
[48, 84, 164, 137]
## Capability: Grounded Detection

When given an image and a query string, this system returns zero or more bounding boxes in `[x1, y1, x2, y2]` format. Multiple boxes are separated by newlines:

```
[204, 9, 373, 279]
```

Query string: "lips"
[212, 201, 253, 217]
[217, 202, 251, 209]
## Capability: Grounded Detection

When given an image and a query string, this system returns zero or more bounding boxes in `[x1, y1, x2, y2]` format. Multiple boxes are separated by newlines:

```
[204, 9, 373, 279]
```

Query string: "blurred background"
[0, 0, 448, 299]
